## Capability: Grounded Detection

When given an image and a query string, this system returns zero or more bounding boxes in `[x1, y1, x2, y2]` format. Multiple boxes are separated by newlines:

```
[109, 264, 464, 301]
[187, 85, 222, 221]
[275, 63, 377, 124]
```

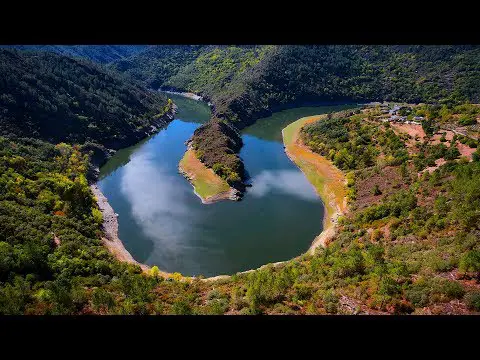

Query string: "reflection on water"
[248, 169, 318, 201]
[243, 104, 355, 142]
[98, 96, 354, 276]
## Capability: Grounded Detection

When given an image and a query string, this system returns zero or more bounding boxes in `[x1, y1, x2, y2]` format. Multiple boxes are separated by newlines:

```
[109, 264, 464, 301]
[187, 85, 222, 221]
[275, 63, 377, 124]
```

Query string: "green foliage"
[406, 278, 465, 307]
[172, 299, 193, 315]
[5, 45, 147, 64]
[422, 118, 436, 137]
[458, 113, 477, 126]
[122, 45, 480, 128]
[301, 112, 409, 171]
[0, 49, 170, 149]
[359, 190, 417, 223]
[191, 120, 244, 186]
[92, 288, 115, 312]
[473, 149, 480, 162]
[110, 45, 203, 89]
[245, 265, 295, 313]
[322, 290, 339, 314]
[92, 208, 103, 225]
[459, 251, 480, 274]
[465, 291, 480, 311]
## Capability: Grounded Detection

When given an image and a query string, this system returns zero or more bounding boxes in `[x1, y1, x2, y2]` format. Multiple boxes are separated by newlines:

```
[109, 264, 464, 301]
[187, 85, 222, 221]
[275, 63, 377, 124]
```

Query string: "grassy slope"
[283, 115, 347, 247]
[179, 148, 231, 203]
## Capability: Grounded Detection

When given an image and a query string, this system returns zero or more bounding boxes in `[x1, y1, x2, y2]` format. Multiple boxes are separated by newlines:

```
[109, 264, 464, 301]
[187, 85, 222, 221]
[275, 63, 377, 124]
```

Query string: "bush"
[458, 113, 477, 126]
[172, 299, 192, 315]
[372, 184, 382, 196]
[92, 288, 115, 312]
[459, 250, 480, 275]
[92, 208, 103, 225]
[441, 280, 465, 299]
[465, 291, 480, 311]
[473, 150, 480, 162]
[323, 290, 339, 314]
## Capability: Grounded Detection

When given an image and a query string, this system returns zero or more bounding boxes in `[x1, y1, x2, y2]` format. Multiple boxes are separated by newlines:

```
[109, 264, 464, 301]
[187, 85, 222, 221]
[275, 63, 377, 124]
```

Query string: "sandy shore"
[90, 185, 150, 271]
[162, 90, 204, 102]
[282, 115, 348, 254]
[179, 147, 240, 204]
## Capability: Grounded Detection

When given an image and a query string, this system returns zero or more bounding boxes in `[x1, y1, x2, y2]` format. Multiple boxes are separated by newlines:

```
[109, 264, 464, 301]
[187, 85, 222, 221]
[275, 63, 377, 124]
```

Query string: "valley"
[1, 45, 480, 315]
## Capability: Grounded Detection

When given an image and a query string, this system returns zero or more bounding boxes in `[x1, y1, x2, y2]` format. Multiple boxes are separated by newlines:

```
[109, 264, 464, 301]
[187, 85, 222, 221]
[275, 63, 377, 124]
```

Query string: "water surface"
[98, 95, 352, 276]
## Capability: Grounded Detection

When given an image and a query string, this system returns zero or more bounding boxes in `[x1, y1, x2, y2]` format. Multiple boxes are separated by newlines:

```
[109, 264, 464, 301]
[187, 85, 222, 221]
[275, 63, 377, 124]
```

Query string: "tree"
[459, 250, 480, 278]
[373, 184, 382, 196]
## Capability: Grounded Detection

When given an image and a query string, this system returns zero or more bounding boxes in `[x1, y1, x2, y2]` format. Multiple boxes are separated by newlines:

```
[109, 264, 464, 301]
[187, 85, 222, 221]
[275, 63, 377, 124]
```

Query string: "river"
[98, 94, 353, 277]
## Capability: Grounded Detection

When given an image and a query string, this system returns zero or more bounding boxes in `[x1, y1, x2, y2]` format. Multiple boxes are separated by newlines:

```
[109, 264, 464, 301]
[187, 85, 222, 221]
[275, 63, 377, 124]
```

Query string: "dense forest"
[109, 45, 205, 90]
[3, 45, 147, 64]
[113, 45, 480, 126]
[0, 49, 172, 152]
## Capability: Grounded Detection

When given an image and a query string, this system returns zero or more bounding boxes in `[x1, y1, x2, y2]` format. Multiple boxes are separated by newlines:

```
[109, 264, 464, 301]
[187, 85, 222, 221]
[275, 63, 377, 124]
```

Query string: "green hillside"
[0, 49, 172, 150]
[3, 45, 147, 63]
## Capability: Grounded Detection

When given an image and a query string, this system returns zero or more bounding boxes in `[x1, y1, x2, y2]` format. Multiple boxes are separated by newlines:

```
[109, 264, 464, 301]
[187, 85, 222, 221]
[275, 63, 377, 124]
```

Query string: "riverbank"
[162, 90, 214, 107]
[179, 146, 240, 204]
[163, 90, 203, 101]
[91, 184, 202, 282]
[90, 185, 151, 272]
[282, 115, 348, 254]
[205, 114, 350, 281]
[86, 102, 178, 183]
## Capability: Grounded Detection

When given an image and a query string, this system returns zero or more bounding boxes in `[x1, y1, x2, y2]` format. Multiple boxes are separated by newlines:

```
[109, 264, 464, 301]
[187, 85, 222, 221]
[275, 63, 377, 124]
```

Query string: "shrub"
[323, 290, 339, 314]
[92, 208, 103, 225]
[92, 288, 115, 311]
[459, 250, 480, 275]
[372, 184, 382, 196]
[473, 150, 480, 162]
[172, 299, 192, 315]
[465, 291, 480, 311]
[458, 113, 477, 126]
[441, 280, 465, 299]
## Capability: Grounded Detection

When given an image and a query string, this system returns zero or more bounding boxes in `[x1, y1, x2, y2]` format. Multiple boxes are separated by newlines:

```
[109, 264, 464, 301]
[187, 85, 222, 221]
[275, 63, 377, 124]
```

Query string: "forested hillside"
[109, 45, 204, 89]
[163, 45, 480, 127]
[190, 119, 245, 188]
[0, 49, 172, 151]
[0, 137, 164, 314]
[114, 45, 480, 185]
[3, 45, 147, 63]
[116, 45, 480, 127]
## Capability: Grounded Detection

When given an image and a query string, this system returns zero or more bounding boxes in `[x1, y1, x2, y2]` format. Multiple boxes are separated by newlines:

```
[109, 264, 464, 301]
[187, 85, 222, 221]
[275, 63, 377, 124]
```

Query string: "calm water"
[98, 94, 352, 276]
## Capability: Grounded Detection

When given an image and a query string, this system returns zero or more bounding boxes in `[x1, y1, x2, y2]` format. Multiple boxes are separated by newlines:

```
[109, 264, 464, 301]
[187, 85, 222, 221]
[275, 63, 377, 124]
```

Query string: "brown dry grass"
[179, 148, 231, 203]
[283, 115, 347, 252]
